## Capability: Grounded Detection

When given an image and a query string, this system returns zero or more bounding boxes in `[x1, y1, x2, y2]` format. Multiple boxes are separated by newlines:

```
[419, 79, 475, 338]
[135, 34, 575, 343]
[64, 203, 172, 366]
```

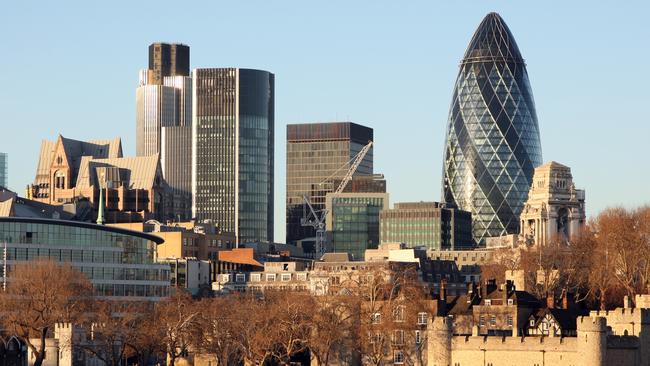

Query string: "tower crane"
[301, 140, 373, 254]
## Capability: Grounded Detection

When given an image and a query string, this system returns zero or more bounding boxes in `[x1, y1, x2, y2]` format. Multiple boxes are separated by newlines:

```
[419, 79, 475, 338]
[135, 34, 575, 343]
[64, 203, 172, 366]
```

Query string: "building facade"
[442, 12, 543, 245]
[520, 161, 586, 246]
[286, 122, 373, 244]
[147, 43, 190, 85]
[137, 44, 193, 219]
[0, 152, 7, 188]
[0, 217, 170, 301]
[192, 68, 274, 244]
[27, 135, 171, 223]
[325, 192, 389, 259]
[380, 202, 473, 250]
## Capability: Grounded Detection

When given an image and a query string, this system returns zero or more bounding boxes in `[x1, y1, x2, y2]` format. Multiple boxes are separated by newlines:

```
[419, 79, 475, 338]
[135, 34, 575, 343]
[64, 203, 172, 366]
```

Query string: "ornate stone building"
[520, 161, 586, 246]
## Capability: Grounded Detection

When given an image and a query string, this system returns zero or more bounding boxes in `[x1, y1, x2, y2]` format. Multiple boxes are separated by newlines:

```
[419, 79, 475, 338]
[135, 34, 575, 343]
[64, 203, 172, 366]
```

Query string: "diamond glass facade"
[442, 13, 543, 244]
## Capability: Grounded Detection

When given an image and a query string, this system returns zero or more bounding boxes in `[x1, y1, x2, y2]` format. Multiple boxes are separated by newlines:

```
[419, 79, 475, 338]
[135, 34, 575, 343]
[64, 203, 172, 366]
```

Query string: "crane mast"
[301, 140, 373, 254]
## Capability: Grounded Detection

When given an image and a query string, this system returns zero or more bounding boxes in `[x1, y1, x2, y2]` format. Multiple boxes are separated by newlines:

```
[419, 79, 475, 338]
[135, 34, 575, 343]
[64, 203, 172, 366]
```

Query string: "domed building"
[442, 12, 543, 244]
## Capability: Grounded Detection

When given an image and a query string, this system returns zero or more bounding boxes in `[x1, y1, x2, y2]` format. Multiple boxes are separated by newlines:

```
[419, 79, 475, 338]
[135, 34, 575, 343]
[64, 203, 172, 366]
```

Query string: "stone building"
[27, 135, 172, 223]
[428, 294, 650, 366]
[520, 161, 586, 246]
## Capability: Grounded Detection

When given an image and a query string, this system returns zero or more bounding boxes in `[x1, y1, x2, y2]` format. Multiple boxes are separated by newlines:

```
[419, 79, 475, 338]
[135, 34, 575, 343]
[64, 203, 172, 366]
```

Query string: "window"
[530, 319, 535, 327]
[251, 273, 261, 282]
[479, 316, 485, 327]
[417, 312, 428, 325]
[507, 298, 514, 305]
[490, 315, 496, 326]
[485, 299, 492, 306]
[221, 274, 230, 283]
[297, 272, 307, 281]
[393, 350, 404, 364]
[266, 273, 276, 282]
[394, 306, 405, 322]
[235, 274, 245, 283]
[507, 315, 513, 327]
[392, 330, 404, 345]
[372, 313, 381, 324]
[415, 330, 421, 344]
[281, 273, 291, 282]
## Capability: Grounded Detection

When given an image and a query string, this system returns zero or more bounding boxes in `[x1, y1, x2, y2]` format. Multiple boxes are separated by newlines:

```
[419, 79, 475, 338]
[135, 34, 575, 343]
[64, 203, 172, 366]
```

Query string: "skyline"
[1, 1, 649, 242]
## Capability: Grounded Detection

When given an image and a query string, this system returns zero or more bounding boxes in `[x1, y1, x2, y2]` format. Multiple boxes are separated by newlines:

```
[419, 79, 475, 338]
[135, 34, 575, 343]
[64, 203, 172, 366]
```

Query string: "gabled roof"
[34, 135, 123, 186]
[75, 155, 161, 190]
[528, 307, 582, 331]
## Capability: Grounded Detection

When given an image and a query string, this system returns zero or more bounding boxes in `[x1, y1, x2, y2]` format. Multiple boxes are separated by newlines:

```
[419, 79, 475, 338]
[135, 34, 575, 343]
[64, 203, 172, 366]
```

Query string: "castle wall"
[449, 336, 578, 366]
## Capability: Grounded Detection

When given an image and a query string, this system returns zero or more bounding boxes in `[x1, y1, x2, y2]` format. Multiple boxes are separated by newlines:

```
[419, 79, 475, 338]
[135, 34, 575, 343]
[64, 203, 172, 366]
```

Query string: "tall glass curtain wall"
[331, 197, 383, 259]
[0, 220, 169, 298]
[193, 69, 237, 234]
[193, 69, 274, 243]
[238, 70, 274, 243]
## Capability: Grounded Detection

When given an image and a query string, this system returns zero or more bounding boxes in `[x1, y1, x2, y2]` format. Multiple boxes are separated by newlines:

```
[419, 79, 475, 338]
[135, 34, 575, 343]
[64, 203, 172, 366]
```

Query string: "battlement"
[577, 316, 607, 332]
[452, 334, 578, 349]
[431, 316, 453, 331]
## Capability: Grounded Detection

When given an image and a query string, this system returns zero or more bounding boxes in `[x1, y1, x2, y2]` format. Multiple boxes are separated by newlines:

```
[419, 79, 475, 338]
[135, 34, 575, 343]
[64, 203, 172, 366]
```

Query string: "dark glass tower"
[442, 13, 543, 244]
[148, 43, 190, 85]
[192, 68, 274, 244]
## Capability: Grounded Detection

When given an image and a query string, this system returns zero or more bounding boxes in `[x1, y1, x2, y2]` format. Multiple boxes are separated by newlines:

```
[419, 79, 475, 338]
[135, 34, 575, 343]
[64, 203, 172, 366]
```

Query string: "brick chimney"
[440, 279, 447, 302]
[562, 290, 575, 310]
[546, 292, 555, 309]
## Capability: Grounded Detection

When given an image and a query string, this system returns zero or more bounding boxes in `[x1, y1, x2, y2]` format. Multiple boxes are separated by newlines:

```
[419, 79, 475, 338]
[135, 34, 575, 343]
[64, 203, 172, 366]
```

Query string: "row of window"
[371, 311, 429, 325]
[220, 272, 309, 283]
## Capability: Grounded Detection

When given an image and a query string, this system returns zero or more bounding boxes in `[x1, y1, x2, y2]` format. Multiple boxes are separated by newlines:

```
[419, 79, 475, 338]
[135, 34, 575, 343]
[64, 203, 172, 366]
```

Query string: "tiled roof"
[75, 154, 161, 190]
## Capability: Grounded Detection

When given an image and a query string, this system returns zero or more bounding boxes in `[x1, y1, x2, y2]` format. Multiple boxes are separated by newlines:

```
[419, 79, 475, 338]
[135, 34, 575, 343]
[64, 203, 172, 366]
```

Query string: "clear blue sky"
[1, 1, 648, 242]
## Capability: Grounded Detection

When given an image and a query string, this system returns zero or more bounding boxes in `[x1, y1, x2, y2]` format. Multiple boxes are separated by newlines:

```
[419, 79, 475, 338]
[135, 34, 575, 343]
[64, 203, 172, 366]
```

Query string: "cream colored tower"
[520, 161, 585, 246]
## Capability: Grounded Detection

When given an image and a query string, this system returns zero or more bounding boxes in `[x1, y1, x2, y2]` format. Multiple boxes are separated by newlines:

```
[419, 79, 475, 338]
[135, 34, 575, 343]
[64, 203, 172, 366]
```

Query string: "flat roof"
[0, 217, 165, 245]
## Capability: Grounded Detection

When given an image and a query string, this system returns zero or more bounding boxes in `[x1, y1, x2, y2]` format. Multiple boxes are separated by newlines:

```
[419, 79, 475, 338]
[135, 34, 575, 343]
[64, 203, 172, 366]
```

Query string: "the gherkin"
[442, 13, 543, 244]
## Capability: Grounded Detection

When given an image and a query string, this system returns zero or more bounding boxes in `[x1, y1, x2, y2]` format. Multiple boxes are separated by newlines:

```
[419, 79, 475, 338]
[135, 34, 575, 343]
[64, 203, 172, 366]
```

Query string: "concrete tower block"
[429, 316, 453, 366]
[576, 316, 607, 366]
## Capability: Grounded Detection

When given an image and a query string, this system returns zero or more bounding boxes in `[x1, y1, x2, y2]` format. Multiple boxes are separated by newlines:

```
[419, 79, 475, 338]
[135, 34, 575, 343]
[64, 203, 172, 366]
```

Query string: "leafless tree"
[0, 259, 92, 366]
[155, 290, 200, 366]
[307, 294, 357, 366]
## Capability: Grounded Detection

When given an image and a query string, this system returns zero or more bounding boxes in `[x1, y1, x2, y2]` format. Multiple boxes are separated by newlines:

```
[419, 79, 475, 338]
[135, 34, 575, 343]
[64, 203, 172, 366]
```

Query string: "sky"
[1, 1, 649, 242]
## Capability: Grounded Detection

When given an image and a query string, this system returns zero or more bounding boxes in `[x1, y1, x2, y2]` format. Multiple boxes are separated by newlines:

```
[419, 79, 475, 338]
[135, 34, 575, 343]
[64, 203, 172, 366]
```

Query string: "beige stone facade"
[520, 161, 586, 246]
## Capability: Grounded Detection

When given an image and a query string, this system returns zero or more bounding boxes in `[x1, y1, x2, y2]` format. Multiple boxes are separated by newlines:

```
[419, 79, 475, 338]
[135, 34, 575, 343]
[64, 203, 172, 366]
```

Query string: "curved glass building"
[442, 13, 543, 244]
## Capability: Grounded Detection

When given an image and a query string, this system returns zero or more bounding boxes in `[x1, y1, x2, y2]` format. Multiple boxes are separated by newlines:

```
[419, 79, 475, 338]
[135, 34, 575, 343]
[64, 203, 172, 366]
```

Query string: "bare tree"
[307, 294, 357, 366]
[192, 296, 244, 366]
[0, 259, 92, 366]
[236, 295, 280, 366]
[155, 290, 200, 366]
[79, 301, 145, 366]
[266, 291, 314, 365]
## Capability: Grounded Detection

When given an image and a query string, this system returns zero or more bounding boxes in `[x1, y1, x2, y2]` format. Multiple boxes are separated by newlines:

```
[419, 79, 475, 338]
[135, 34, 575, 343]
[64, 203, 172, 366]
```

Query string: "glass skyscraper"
[192, 68, 274, 244]
[442, 13, 543, 244]
[286, 122, 373, 244]
[0, 152, 7, 187]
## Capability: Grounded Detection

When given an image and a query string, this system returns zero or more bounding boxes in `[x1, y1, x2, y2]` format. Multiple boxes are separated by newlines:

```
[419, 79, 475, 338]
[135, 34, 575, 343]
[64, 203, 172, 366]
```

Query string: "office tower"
[148, 43, 190, 85]
[442, 12, 543, 244]
[380, 202, 473, 250]
[0, 152, 7, 187]
[325, 191, 389, 259]
[286, 122, 373, 244]
[192, 68, 274, 244]
[135, 74, 177, 157]
[136, 44, 193, 219]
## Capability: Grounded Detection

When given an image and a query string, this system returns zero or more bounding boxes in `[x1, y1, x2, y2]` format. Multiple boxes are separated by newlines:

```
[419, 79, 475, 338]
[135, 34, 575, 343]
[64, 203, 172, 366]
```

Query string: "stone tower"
[520, 161, 585, 246]
[576, 316, 607, 366]
[429, 316, 452, 366]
